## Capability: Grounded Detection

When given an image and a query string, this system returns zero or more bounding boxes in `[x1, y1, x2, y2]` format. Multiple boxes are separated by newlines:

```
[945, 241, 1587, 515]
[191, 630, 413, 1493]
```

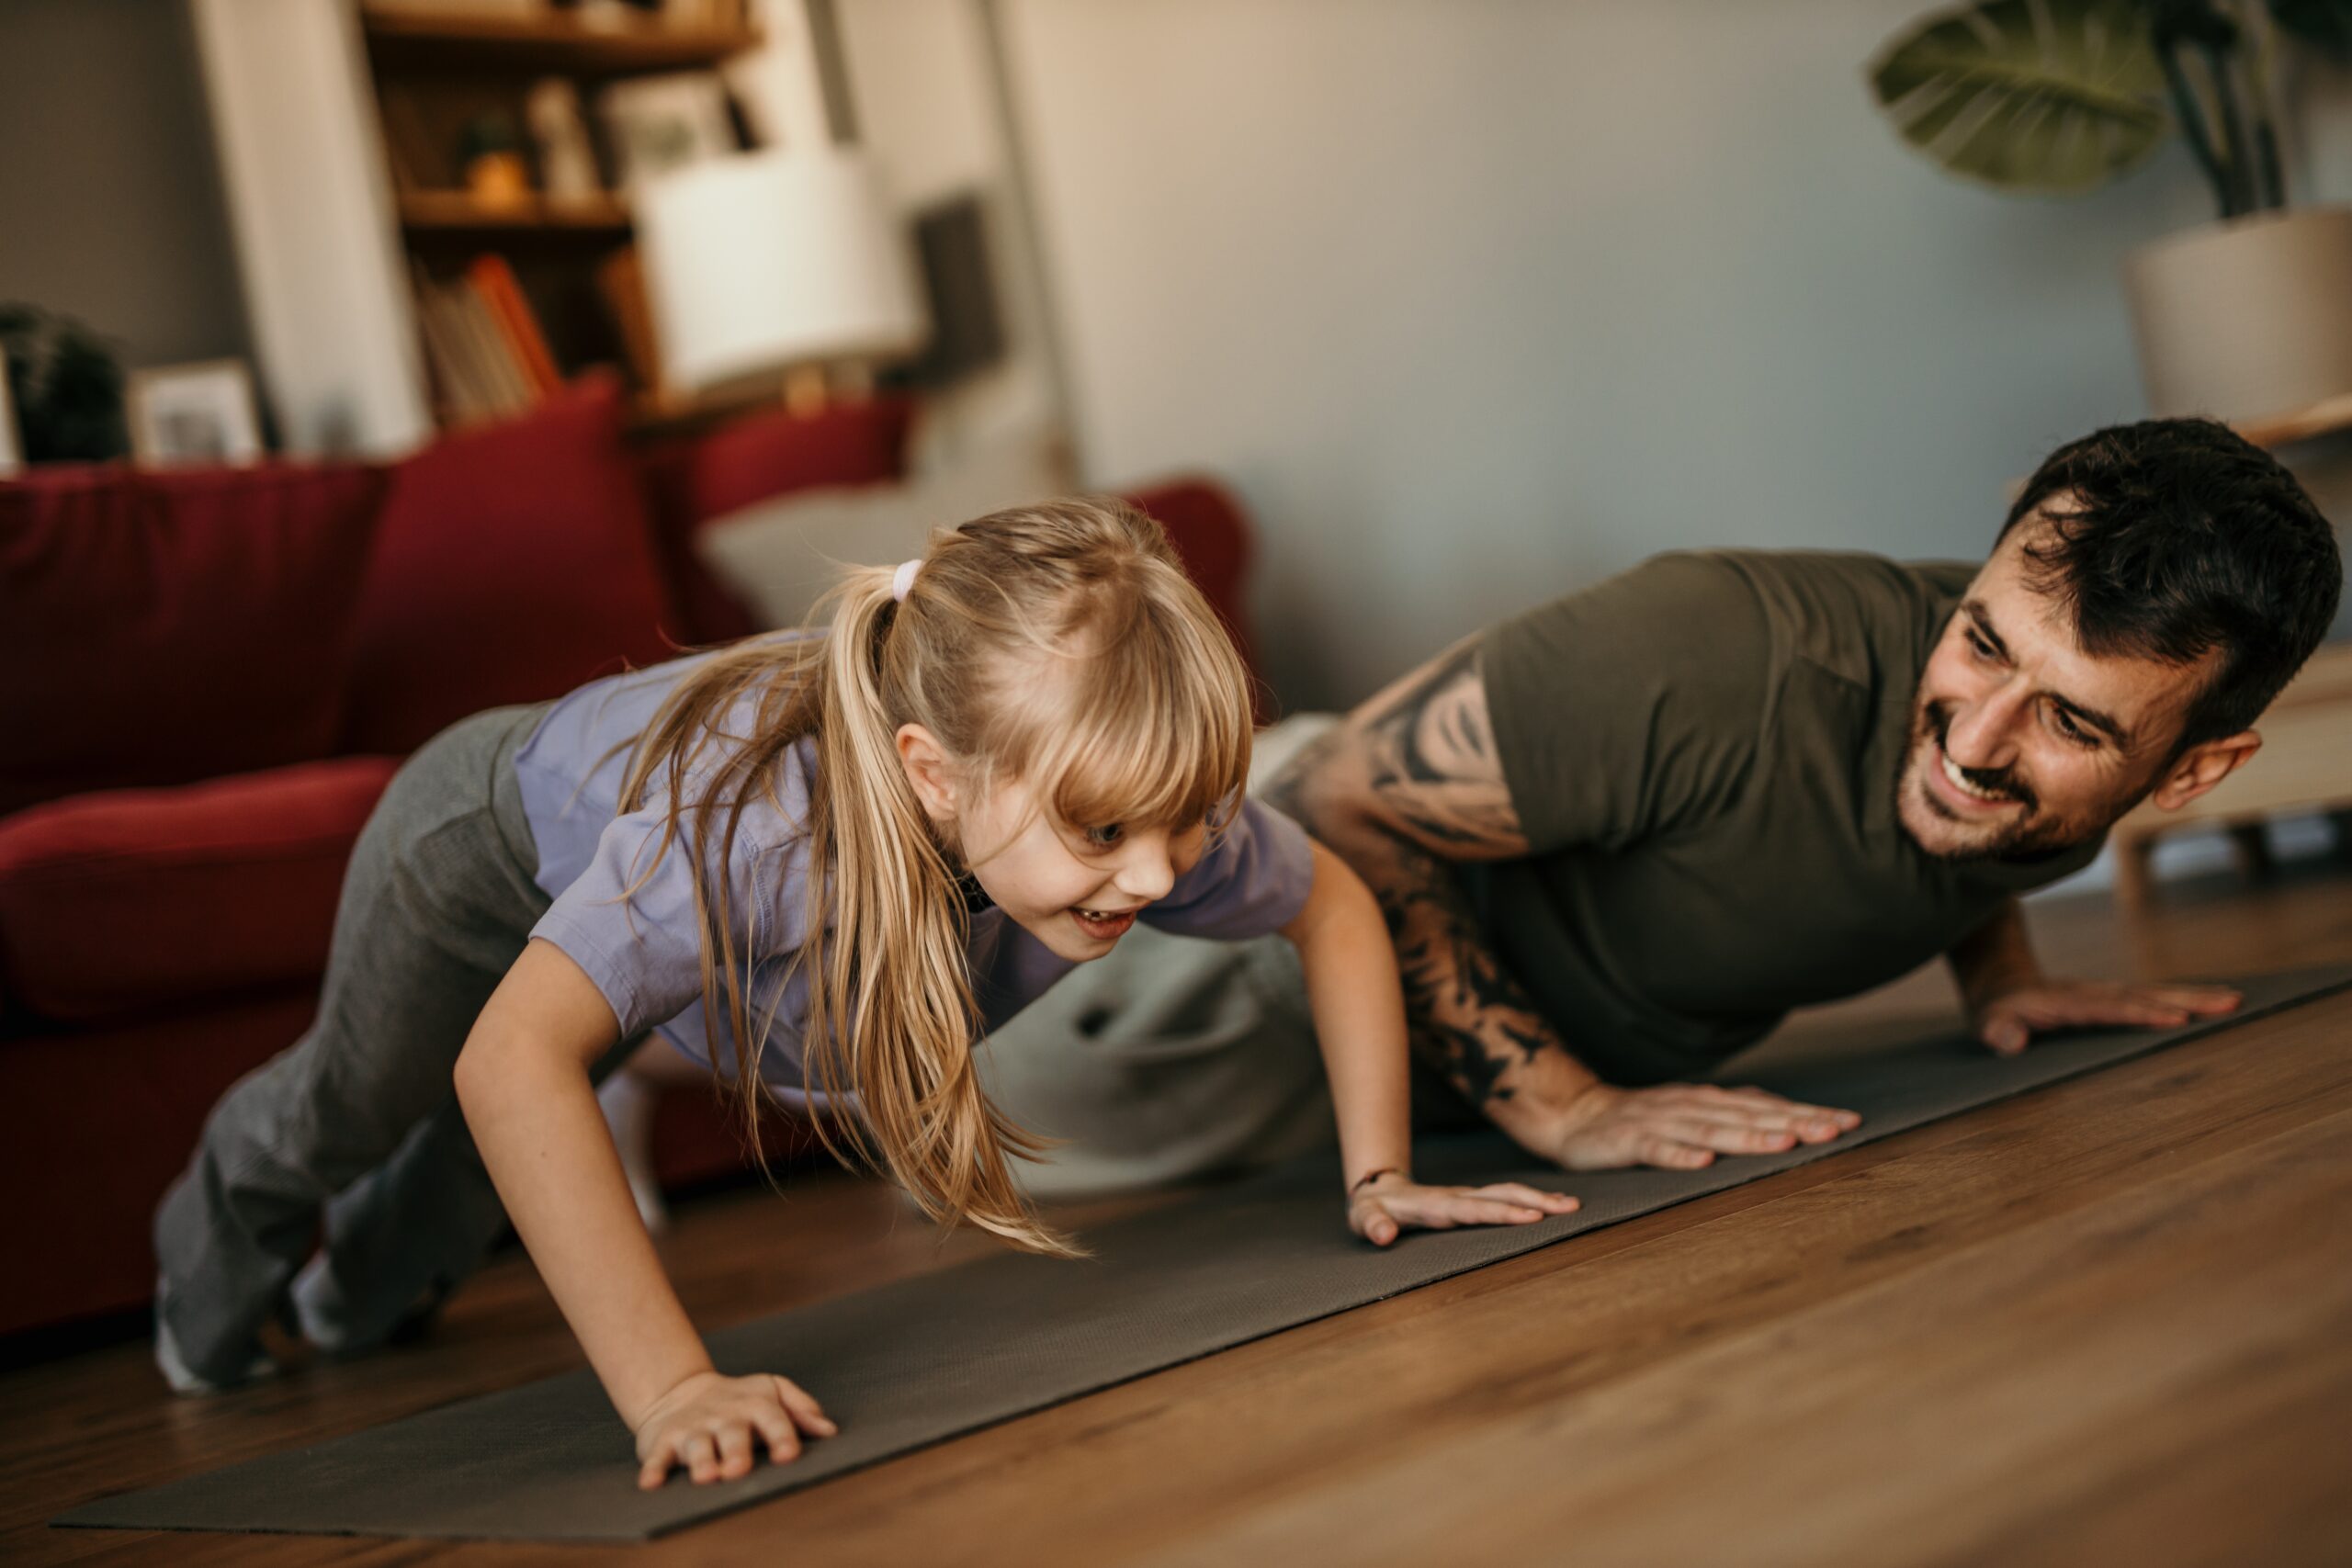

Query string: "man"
[1267, 415, 2343, 1171]
[981, 418, 2342, 1187]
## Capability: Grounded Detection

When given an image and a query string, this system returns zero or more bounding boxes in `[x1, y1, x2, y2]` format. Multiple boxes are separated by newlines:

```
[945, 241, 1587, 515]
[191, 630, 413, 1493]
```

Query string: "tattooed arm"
[1262, 640, 1578, 1144]
[1264, 637, 1860, 1172]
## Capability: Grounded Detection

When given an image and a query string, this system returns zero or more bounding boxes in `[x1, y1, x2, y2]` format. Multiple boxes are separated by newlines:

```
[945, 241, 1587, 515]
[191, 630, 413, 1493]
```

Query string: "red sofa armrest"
[0, 757, 401, 1025]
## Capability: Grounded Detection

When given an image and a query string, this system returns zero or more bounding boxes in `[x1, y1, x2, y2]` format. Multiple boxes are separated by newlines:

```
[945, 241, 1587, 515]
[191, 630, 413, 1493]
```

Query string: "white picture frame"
[126, 358, 264, 468]
[0, 345, 20, 476]
[598, 72, 738, 190]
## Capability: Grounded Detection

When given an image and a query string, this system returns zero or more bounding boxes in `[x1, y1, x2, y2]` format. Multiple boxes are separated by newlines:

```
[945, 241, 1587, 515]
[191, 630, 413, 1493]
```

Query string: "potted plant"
[1867, 0, 2352, 430]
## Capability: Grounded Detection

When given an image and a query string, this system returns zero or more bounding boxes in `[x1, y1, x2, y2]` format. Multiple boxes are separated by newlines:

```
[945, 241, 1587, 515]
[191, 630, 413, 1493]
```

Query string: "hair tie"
[891, 558, 922, 604]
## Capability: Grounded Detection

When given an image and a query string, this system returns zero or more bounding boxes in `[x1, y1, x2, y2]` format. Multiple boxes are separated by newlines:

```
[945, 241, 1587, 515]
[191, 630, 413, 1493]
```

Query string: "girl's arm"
[1278, 840, 1579, 1244]
[454, 939, 835, 1487]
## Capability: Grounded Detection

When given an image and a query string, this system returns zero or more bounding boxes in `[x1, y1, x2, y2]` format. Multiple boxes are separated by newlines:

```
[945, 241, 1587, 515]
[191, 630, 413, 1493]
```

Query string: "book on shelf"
[410, 265, 538, 425]
[466, 255, 564, 396]
[595, 245, 667, 401]
[414, 284, 486, 423]
[457, 285, 536, 412]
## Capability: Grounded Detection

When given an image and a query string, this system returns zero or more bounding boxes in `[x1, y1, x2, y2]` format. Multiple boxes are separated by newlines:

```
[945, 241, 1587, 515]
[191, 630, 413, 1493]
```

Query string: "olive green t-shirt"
[1478, 549, 2103, 1085]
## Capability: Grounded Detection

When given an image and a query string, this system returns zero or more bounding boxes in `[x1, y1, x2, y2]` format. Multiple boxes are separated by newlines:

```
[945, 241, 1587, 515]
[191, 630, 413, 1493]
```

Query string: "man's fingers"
[1696, 1086, 1861, 1129]
[1639, 1136, 1716, 1169]
[1981, 1015, 2031, 1055]
[2144, 985, 2240, 1015]
[1650, 1113, 1825, 1156]
[1693, 1109, 1853, 1146]
[2026, 998, 2189, 1029]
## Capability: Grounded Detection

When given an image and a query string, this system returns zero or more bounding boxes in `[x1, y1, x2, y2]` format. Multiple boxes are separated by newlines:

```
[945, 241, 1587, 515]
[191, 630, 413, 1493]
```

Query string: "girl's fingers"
[752, 1406, 801, 1464]
[1463, 1183, 1577, 1213]
[683, 1431, 718, 1484]
[773, 1376, 837, 1438]
[716, 1425, 754, 1479]
[638, 1436, 678, 1491]
[1395, 1196, 1543, 1229]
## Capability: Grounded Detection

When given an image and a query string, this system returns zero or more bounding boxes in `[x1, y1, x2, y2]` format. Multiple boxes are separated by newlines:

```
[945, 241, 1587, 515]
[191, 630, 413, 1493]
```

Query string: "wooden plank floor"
[6, 856, 2349, 1566]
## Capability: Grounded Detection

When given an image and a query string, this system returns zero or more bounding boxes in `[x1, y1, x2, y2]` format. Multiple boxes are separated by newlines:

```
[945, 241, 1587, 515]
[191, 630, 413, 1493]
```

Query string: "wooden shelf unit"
[398, 188, 631, 234]
[356, 3, 763, 431]
[360, 6, 760, 78]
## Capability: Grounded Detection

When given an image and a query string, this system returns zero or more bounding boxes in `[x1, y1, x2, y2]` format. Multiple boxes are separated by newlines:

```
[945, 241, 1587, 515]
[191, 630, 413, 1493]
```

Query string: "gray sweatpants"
[153, 705, 635, 1384]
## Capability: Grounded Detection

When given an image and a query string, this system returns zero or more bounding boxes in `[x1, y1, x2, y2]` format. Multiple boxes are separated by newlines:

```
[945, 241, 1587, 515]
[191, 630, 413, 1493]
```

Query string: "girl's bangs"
[1026, 628, 1252, 838]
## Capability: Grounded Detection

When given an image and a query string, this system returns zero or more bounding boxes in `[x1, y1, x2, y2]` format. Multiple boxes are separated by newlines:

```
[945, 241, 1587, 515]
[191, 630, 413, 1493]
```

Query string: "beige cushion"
[693, 438, 1069, 629]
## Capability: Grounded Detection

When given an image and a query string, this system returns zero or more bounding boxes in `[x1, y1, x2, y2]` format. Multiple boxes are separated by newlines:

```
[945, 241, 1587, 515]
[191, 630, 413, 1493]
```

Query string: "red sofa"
[0, 373, 1262, 1339]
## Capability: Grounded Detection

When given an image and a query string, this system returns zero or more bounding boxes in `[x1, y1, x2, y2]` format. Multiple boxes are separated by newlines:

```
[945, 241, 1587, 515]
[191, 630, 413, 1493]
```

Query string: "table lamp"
[634, 146, 926, 412]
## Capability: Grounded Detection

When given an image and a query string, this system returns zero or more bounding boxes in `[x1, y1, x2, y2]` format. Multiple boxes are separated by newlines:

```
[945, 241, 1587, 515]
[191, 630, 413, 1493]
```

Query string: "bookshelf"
[396, 189, 632, 233]
[361, 7, 759, 75]
[356, 3, 765, 431]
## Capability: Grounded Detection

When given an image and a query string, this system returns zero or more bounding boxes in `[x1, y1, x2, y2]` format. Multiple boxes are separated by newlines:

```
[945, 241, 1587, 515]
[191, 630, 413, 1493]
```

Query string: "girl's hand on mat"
[1546, 1083, 1860, 1172]
[1969, 978, 2242, 1056]
[1347, 1174, 1579, 1247]
[634, 1370, 837, 1490]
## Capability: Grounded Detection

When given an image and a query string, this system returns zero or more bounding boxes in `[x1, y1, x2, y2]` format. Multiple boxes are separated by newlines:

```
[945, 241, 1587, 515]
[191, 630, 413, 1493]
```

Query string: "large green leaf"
[1869, 0, 2171, 194]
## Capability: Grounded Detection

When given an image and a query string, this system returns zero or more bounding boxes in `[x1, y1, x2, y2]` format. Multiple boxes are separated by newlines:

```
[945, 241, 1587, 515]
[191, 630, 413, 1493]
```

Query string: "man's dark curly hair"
[1999, 418, 2342, 750]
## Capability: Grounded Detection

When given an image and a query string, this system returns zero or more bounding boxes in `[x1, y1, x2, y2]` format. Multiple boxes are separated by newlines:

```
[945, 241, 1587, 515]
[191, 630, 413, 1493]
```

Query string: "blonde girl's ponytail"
[800, 567, 1073, 1255]
[620, 496, 1257, 1258]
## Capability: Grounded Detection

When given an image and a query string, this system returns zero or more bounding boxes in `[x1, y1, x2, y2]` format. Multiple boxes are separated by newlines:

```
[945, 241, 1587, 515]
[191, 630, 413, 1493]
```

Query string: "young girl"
[153, 498, 1574, 1489]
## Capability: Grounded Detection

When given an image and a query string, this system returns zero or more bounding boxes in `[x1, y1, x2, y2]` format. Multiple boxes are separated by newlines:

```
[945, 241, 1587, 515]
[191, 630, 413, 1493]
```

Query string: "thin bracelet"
[1349, 1166, 1402, 1195]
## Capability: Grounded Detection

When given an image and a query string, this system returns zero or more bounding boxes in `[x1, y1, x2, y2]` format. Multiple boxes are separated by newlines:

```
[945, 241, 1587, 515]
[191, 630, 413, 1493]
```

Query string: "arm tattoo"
[1267, 641, 1571, 1110]
[1356, 640, 1526, 851]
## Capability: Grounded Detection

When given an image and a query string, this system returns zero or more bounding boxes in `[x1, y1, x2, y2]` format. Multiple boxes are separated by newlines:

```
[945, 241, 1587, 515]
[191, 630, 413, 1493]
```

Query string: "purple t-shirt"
[512, 647, 1315, 1102]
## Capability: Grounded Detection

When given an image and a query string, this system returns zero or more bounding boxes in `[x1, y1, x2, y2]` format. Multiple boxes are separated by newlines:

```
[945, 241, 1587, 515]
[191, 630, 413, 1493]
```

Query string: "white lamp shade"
[635, 148, 927, 392]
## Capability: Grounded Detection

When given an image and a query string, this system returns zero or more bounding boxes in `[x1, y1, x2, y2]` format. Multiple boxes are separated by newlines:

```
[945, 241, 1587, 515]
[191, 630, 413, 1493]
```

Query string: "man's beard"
[1900, 698, 2098, 863]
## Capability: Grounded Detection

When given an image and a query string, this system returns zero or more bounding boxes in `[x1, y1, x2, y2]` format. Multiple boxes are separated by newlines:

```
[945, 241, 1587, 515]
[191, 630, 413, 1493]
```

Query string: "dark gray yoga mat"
[60, 964, 2352, 1543]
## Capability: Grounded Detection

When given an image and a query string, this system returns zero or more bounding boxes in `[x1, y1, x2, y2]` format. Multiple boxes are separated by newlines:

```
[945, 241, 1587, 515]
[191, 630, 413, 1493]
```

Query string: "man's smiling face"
[1896, 514, 2220, 863]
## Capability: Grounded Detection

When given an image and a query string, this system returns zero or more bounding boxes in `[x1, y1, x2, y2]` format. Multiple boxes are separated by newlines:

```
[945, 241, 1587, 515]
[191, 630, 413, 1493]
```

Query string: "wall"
[830, 0, 1062, 467]
[190, 0, 430, 457]
[994, 0, 2352, 713]
[0, 0, 251, 374]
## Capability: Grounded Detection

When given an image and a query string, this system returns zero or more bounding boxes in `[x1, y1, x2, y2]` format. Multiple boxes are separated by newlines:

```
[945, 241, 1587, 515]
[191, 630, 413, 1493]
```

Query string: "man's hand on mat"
[1969, 978, 2242, 1056]
[1542, 1083, 1860, 1172]
[1346, 1173, 1579, 1247]
[634, 1370, 837, 1489]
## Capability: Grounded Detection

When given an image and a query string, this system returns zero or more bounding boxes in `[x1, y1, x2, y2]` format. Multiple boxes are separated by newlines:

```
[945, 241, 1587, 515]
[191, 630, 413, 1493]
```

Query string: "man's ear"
[896, 723, 958, 823]
[2150, 729, 2261, 812]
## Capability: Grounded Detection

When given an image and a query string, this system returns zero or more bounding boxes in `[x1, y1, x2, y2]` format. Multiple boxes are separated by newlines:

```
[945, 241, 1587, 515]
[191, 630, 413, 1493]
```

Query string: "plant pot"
[2123, 205, 2352, 425]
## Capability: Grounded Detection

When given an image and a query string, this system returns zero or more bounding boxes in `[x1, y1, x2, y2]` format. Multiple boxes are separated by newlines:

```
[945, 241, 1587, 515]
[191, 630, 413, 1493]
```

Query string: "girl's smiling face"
[894, 723, 1210, 961]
